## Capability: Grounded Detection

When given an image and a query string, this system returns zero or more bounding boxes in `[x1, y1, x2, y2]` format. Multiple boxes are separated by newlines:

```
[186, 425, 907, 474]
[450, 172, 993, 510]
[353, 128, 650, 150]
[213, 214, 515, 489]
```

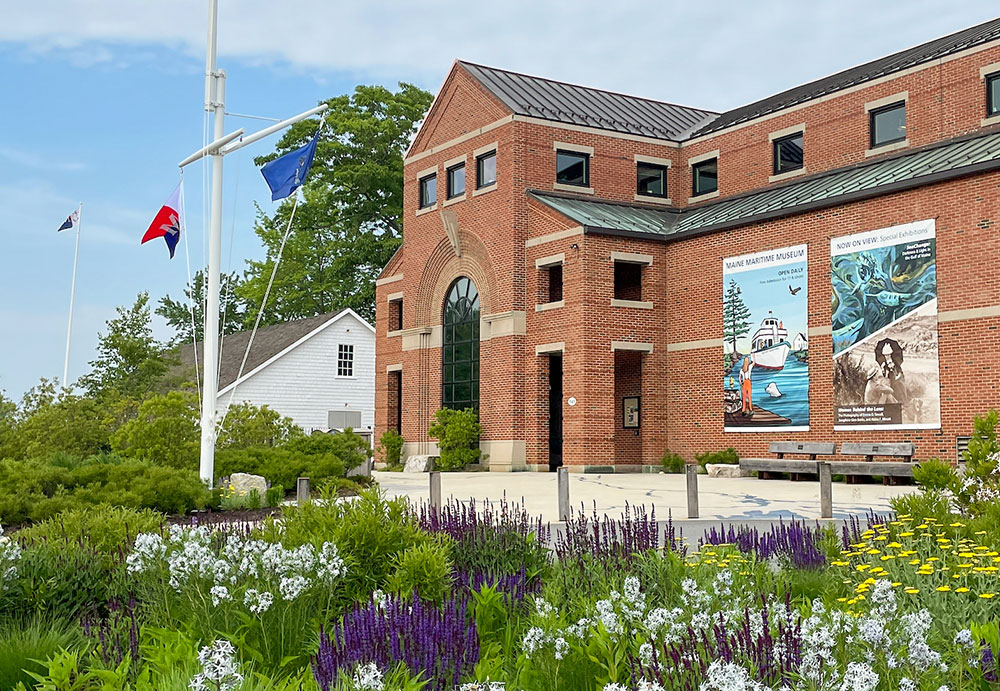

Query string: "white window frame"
[337, 343, 355, 378]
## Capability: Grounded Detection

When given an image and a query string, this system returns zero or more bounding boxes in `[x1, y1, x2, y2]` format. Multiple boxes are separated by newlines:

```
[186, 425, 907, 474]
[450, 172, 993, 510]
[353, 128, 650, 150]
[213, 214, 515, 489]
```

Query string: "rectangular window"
[988, 72, 1000, 117]
[556, 150, 589, 187]
[869, 101, 906, 148]
[636, 162, 668, 198]
[447, 163, 465, 198]
[613, 261, 642, 301]
[539, 264, 563, 304]
[388, 298, 403, 332]
[419, 174, 437, 208]
[772, 132, 804, 175]
[691, 158, 718, 196]
[337, 344, 354, 377]
[476, 151, 497, 189]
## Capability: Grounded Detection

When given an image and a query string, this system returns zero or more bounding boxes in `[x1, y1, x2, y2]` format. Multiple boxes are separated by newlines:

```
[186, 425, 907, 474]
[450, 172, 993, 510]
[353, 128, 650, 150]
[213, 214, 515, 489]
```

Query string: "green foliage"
[0, 617, 85, 691]
[270, 487, 440, 604]
[913, 458, 956, 491]
[695, 447, 739, 469]
[659, 450, 685, 473]
[889, 490, 953, 525]
[156, 269, 247, 345]
[378, 429, 404, 468]
[284, 430, 371, 472]
[245, 83, 433, 324]
[386, 540, 453, 604]
[0, 457, 210, 525]
[9, 394, 110, 459]
[428, 408, 482, 471]
[218, 403, 301, 449]
[266, 485, 285, 507]
[215, 447, 345, 491]
[952, 409, 1000, 518]
[78, 292, 170, 399]
[109, 391, 199, 469]
[17, 505, 163, 554]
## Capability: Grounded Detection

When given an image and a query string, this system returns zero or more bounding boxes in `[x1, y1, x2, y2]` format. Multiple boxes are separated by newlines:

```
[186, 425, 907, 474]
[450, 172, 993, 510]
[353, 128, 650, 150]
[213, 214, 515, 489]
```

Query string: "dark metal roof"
[529, 129, 1000, 239]
[458, 61, 718, 141]
[691, 17, 1000, 137]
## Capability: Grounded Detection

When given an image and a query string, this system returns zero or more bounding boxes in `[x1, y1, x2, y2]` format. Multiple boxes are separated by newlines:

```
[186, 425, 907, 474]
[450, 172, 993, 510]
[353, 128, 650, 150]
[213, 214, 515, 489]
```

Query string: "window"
[540, 264, 563, 303]
[419, 174, 437, 208]
[388, 298, 403, 332]
[614, 261, 642, 301]
[772, 132, 804, 175]
[337, 344, 354, 377]
[476, 151, 497, 189]
[556, 150, 589, 187]
[869, 101, 906, 148]
[636, 162, 668, 198]
[442, 277, 480, 410]
[692, 158, 718, 196]
[987, 72, 1000, 117]
[447, 163, 465, 198]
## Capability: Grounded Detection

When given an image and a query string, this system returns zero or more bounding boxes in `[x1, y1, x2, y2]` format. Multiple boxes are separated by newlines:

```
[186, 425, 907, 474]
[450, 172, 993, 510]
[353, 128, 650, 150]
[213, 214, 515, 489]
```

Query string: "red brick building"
[375, 19, 1000, 472]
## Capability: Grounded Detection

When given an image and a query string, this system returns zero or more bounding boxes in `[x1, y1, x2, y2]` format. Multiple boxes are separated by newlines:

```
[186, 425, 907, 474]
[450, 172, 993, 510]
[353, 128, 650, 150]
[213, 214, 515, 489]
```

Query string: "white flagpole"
[62, 203, 82, 390]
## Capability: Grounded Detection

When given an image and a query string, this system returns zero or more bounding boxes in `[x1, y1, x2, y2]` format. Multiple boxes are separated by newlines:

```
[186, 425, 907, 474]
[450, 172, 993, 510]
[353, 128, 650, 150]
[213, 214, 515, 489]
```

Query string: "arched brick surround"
[416, 230, 498, 326]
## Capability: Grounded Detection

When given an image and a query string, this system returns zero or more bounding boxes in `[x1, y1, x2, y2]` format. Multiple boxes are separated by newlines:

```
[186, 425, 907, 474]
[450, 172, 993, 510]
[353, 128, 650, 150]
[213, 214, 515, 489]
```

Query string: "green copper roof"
[529, 130, 1000, 239]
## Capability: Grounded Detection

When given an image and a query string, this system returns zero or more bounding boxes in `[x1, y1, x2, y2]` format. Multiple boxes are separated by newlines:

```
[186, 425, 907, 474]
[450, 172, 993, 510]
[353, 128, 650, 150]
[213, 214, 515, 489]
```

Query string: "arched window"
[442, 277, 480, 410]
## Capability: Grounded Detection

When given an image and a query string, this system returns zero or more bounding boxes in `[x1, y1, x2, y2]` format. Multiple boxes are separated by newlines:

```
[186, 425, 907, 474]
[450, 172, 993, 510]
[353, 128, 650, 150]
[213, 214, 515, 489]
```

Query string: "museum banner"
[830, 219, 940, 430]
[723, 244, 810, 432]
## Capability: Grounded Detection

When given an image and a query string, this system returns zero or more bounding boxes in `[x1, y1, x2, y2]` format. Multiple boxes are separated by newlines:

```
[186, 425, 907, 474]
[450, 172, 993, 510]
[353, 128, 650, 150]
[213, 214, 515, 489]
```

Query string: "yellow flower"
[905, 588, 919, 594]
[837, 597, 848, 602]
[937, 586, 951, 592]
[856, 565, 871, 572]
[979, 593, 996, 599]
[950, 522, 966, 527]
[900, 532, 914, 537]
[956, 587, 970, 593]
[892, 582, 902, 587]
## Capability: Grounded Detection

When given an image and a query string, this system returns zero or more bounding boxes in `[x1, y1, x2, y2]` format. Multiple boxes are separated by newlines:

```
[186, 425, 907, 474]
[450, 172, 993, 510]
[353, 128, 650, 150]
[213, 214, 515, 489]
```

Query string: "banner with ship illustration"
[723, 244, 809, 432]
[830, 219, 940, 430]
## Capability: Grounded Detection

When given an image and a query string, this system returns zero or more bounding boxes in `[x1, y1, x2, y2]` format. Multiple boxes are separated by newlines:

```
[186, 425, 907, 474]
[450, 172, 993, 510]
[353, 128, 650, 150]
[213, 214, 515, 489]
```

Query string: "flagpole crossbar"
[221, 104, 328, 155]
[178, 128, 245, 169]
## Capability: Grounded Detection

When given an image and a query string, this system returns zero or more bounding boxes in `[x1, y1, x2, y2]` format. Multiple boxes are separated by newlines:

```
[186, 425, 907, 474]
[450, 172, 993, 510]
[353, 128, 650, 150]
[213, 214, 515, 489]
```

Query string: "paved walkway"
[374, 470, 915, 523]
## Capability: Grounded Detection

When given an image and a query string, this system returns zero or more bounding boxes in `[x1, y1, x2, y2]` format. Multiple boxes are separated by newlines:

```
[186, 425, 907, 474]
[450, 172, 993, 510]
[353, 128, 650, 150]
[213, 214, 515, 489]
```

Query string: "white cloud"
[0, 146, 87, 172]
[3, 1, 996, 111]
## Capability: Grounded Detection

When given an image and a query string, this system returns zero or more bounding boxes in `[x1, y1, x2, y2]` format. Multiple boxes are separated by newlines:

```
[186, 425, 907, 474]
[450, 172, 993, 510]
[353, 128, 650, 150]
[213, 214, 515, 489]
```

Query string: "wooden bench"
[838, 442, 915, 485]
[740, 441, 836, 480]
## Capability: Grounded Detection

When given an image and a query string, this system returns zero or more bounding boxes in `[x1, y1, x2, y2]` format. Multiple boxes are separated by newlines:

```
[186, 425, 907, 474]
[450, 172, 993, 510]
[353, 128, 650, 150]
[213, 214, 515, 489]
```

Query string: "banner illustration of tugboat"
[830, 219, 940, 430]
[723, 243, 809, 432]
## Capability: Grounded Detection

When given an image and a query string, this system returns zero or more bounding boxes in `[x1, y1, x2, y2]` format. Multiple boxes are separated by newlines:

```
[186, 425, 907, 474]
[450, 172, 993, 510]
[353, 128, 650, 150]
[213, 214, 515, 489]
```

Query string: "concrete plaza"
[374, 470, 916, 523]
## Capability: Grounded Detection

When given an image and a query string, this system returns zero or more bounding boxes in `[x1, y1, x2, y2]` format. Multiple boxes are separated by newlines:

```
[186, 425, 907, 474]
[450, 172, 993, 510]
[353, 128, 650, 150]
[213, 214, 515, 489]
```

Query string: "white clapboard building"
[182, 309, 375, 437]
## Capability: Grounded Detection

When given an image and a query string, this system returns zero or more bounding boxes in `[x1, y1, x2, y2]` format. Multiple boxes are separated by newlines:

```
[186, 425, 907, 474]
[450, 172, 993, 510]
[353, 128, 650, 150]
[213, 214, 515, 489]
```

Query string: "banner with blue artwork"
[723, 244, 809, 432]
[830, 219, 940, 430]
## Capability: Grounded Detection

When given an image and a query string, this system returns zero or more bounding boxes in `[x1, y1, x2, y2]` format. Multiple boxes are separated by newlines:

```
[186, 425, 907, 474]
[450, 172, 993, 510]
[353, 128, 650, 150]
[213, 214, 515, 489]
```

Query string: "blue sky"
[0, 1, 995, 399]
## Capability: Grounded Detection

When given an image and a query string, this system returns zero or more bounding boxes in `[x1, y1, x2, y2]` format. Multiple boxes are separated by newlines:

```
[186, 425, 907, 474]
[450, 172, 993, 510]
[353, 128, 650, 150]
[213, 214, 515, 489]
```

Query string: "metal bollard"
[296, 477, 310, 507]
[686, 464, 699, 519]
[819, 463, 833, 519]
[429, 471, 442, 511]
[557, 467, 570, 522]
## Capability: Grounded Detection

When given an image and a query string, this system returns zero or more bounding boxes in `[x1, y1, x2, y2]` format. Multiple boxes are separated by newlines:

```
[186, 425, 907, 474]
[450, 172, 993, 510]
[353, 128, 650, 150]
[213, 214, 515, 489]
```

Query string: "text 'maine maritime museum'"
[375, 19, 1000, 471]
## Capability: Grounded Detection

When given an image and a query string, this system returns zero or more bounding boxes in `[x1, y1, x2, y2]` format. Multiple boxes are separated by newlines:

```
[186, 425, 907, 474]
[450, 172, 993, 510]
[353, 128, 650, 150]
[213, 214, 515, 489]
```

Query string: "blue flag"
[260, 130, 319, 201]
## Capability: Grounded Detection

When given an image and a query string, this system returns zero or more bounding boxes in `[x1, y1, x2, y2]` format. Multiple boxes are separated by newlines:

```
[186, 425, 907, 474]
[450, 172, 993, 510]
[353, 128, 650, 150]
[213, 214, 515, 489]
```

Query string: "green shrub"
[695, 447, 739, 469]
[16, 505, 164, 554]
[428, 408, 482, 471]
[952, 409, 1000, 517]
[218, 402, 302, 448]
[913, 458, 956, 491]
[386, 540, 453, 604]
[109, 391, 200, 468]
[10, 395, 110, 459]
[378, 429, 405, 468]
[215, 447, 346, 490]
[659, 450, 685, 473]
[266, 484, 285, 507]
[284, 429, 371, 472]
[0, 617, 85, 690]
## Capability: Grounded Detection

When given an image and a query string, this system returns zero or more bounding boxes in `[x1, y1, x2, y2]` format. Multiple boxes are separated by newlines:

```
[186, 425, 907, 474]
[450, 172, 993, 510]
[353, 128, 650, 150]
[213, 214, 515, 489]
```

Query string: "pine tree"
[723, 279, 752, 355]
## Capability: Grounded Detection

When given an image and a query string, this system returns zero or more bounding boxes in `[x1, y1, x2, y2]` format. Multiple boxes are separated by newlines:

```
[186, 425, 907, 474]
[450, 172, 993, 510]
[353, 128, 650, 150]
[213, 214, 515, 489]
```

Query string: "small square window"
[337, 344, 354, 377]
[447, 163, 465, 198]
[556, 150, 589, 187]
[636, 162, 668, 198]
[419, 174, 437, 208]
[614, 261, 642, 301]
[772, 132, 804, 175]
[476, 151, 497, 189]
[691, 158, 718, 196]
[987, 72, 1000, 117]
[869, 101, 906, 148]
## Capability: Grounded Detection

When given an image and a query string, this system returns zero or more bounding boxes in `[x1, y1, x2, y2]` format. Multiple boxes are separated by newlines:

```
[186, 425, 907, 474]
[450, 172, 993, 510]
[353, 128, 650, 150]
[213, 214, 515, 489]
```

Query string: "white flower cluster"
[351, 662, 384, 691]
[0, 524, 21, 586]
[126, 525, 346, 615]
[189, 639, 243, 691]
[700, 660, 769, 691]
[459, 681, 506, 691]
